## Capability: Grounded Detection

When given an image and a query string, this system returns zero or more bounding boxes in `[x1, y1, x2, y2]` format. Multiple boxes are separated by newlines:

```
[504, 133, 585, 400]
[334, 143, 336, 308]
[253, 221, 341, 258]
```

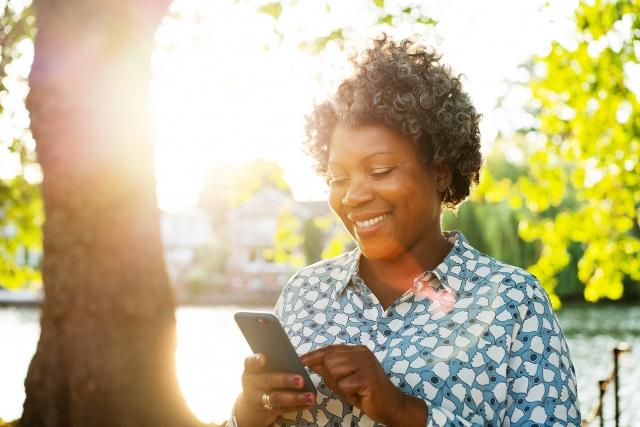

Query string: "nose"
[341, 176, 374, 206]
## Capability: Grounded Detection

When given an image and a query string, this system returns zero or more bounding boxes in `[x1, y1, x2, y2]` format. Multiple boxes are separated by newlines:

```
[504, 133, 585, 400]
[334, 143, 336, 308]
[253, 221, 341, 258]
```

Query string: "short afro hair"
[304, 34, 482, 208]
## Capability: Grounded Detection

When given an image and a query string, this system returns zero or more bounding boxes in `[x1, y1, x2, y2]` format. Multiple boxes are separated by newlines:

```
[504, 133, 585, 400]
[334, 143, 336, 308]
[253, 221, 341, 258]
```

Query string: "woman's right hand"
[235, 353, 316, 427]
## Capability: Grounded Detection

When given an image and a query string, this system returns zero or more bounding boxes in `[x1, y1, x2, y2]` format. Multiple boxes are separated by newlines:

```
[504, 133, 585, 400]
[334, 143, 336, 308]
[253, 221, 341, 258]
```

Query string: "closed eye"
[329, 175, 348, 185]
[370, 167, 393, 178]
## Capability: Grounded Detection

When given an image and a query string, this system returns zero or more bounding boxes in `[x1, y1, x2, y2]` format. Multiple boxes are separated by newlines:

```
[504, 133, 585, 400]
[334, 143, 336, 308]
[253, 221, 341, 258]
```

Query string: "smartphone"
[234, 311, 316, 393]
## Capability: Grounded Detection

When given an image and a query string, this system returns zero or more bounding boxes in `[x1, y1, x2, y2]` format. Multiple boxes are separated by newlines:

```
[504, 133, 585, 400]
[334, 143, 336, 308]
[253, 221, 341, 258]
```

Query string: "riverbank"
[0, 290, 280, 308]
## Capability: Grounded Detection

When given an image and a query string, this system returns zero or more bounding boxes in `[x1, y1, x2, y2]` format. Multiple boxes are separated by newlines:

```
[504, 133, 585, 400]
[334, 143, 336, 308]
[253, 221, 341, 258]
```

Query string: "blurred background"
[1, 0, 638, 425]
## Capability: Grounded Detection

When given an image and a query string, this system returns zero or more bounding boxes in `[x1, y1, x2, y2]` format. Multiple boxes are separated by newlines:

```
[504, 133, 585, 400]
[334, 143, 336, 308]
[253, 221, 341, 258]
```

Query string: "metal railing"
[581, 342, 631, 427]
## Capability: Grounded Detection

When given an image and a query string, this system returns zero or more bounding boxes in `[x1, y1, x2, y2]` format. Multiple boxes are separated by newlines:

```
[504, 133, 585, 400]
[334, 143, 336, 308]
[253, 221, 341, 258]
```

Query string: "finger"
[305, 363, 325, 375]
[323, 352, 359, 380]
[310, 365, 345, 398]
[301, 344, 355, 366]
[245, 372, 307, 391]
[249, 390, 316, 409]
[244, 353, 266, 373]
[336, 372, 365, 396]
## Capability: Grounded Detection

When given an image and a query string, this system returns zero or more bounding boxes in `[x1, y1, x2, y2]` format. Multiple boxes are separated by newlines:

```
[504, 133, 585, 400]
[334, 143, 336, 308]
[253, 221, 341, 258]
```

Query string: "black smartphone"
[234, 311, 316, 393]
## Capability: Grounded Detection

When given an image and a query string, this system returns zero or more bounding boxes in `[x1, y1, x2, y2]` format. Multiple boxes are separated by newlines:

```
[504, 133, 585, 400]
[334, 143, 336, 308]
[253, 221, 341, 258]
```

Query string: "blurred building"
[225, 187, 330, 293]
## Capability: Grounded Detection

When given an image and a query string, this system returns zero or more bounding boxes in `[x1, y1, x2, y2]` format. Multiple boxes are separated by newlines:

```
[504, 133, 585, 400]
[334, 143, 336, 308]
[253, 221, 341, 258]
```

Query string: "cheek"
[374, 179, 406, 202]
[328, 188, 354, 233]
[328, 188, 343, 215]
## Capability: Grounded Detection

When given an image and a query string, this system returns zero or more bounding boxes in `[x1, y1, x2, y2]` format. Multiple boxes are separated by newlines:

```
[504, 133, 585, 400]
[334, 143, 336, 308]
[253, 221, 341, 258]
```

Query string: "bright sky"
[151, 0, 578, 211]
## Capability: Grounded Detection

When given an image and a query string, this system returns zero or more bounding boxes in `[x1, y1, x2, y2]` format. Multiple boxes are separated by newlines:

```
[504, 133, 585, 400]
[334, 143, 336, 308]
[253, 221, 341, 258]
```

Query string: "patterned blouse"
[271, 232, 580, 426]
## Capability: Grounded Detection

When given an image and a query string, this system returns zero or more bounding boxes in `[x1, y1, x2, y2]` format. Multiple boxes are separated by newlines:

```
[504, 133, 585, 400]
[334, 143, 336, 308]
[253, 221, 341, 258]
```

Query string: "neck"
[359, 231, 453, 293]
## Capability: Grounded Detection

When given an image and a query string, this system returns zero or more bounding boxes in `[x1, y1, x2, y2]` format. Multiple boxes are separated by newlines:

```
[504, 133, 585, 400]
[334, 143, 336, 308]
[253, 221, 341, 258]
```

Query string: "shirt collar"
[333, 247, 361, 296]
[335, 231, 474, 296]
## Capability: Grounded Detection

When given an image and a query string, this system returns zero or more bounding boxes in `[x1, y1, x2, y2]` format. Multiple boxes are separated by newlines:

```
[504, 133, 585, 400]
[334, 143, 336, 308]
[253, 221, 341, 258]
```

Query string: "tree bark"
[21, 1, 200, 425]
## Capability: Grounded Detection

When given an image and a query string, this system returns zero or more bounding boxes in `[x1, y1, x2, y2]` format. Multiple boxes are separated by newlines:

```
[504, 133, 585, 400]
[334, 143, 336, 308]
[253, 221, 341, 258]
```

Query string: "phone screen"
[234, 311, 316, 393]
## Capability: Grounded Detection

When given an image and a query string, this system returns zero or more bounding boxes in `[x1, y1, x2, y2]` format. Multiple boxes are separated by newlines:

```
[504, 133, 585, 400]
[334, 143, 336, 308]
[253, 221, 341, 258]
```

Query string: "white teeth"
[355, 214, 388, 229]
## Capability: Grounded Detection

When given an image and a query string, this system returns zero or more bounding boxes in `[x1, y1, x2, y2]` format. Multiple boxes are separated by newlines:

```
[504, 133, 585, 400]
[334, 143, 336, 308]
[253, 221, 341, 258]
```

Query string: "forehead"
[328, 123, 418, 165]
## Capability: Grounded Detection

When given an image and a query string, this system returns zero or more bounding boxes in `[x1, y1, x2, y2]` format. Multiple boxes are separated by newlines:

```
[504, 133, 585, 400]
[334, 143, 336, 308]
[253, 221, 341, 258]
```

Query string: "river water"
[1, 305, 638, 425]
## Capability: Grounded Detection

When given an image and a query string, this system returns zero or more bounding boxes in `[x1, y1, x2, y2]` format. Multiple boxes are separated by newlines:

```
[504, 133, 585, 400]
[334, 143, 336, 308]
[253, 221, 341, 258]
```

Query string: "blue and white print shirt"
[272, 232, 580, 426]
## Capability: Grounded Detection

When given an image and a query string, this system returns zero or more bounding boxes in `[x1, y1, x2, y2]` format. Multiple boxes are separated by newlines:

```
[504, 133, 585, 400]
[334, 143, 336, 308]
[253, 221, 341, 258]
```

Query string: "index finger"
[300, 344, 354, 366]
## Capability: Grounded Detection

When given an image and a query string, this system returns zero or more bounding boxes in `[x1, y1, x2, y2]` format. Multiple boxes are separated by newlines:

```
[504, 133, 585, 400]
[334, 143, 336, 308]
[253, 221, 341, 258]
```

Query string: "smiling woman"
[229, 35, 581, 427]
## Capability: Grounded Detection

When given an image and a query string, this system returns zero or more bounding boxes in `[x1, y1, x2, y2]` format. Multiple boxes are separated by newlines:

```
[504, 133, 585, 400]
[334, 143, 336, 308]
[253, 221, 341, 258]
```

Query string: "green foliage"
[0, 176, 42, 289]
[273, 209, 352, 267]
[443, 200, 539, 271]
[256, 1, 437, 55]
[229, 160, 291, 205]
[0, 1, 42, 290]
[480, 0, 640, 305]
[273, 208, 305, 268]
[1, 2, 35, 77]
[302, 218, 324, 264]
[317, 214, 353, 259]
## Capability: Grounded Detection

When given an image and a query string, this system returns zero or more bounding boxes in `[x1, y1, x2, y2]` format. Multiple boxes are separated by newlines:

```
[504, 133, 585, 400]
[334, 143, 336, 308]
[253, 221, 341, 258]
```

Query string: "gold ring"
[262, 392, 273, 410]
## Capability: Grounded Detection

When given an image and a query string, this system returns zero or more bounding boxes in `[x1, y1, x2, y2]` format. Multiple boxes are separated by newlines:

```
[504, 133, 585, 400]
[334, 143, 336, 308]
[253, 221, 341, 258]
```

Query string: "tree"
[479, 0, 640, 305]
[20, 1, 199, 425]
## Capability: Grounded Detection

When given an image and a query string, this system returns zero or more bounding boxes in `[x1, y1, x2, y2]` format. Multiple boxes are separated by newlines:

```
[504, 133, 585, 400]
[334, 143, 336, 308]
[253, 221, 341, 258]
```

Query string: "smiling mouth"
[354, 214, 388, 229]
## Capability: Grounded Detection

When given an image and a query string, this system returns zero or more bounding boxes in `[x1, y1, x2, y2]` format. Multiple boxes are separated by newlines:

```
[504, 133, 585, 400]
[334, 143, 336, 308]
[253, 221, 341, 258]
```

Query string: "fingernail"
[304, 393, 314, 404]
[292, 376, 303, 388]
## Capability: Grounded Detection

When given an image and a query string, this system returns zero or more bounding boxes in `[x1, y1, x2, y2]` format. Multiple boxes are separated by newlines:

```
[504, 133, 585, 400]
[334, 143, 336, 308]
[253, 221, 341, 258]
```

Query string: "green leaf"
[417, 16, 438, 26]
[377, 14, 393, 25]
[297, 29, 344, 54]
[258, 2, 282, 19]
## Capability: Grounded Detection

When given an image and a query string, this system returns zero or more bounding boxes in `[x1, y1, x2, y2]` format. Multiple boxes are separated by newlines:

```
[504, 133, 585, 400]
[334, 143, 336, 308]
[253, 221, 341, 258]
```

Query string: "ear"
[431, 162, 452, 193]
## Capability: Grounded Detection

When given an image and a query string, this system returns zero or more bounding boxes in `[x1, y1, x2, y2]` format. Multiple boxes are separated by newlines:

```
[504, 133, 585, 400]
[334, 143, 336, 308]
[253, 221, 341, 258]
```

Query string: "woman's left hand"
[300, 344, 427, 426]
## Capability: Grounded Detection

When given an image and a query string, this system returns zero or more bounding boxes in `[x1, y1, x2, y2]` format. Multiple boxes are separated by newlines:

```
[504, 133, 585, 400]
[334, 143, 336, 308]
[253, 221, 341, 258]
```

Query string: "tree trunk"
[21, 1, 200, 425]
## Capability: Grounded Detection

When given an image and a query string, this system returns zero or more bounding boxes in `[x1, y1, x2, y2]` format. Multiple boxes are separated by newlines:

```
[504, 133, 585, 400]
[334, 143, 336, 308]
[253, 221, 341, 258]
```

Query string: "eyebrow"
[328, 150, 395, 167]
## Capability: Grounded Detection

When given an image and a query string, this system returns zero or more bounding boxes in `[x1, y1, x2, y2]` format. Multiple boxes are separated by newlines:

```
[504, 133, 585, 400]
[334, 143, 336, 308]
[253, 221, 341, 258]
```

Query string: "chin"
[357, 240, 403, 261]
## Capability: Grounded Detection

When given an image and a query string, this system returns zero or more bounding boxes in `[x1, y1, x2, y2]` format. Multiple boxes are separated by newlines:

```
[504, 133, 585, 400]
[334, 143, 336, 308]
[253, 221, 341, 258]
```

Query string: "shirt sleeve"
[503, 282, 581, 426]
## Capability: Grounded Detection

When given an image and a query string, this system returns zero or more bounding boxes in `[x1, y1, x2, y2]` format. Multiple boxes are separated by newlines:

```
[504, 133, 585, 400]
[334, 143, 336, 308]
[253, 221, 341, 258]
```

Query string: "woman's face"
[328, 123, 449, 261]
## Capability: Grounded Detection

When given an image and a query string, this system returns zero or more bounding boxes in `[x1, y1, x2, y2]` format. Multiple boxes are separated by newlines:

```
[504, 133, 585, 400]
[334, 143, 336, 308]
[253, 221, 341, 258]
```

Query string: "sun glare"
[151, 0, 349, 211]
[150, 0, 577, 213]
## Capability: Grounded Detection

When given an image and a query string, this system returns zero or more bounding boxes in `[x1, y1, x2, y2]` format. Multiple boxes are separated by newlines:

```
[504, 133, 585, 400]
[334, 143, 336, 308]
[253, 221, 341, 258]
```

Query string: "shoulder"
[475, 257, 559, 338]
[488, 258, 547, 304]
[275, 251, 356, 323]
[280, 251, 356, 296]
[455, 242, 555, 322]
[288, 250, 356, 286]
